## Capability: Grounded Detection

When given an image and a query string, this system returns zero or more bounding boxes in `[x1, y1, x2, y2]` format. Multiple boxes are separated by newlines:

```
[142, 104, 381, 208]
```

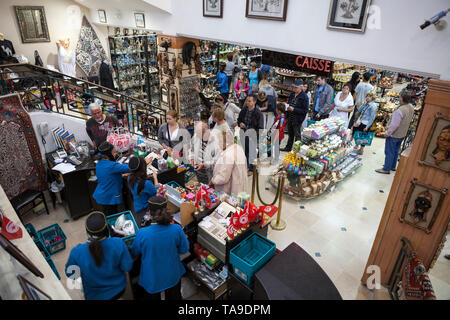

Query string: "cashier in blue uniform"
[127, 156, 158, 226]
[93, 141, 131, 216]
[65, 211, 133, 300]
[131, 196, 189, 300]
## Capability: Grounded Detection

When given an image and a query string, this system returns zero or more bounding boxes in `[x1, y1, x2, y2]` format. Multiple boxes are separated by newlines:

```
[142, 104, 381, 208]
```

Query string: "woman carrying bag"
[353, 91, 378, 155]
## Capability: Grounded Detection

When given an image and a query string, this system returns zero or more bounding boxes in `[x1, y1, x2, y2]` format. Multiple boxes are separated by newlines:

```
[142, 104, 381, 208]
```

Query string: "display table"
[0, 185, 71, 300]
[253, 242, 342, 300]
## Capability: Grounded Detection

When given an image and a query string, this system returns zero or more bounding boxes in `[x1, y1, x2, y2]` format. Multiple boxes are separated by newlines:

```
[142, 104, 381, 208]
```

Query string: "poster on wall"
[419, 113, 450, 173]
[327, 0, 372, 33]
[246, 0, 288, 21]
[135, 13, 145, 28]
[203, 0, 223, 18]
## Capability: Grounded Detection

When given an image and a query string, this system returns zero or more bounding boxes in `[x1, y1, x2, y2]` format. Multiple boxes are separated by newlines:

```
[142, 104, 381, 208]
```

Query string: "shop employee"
[127, 156, 158, 225]
[65, 211, 133, 300]
[131, 196, 189, 300]
[93, 141, 131, 216]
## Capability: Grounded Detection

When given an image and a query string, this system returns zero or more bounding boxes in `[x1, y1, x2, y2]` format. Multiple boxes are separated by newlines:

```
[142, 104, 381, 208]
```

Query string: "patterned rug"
[75, 15, 107, 77]
[0, 94, 46, 200]
[400, 251, 436, 300]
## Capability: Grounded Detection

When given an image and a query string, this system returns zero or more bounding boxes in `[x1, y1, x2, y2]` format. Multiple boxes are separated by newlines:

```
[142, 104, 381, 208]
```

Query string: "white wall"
[170, 0, 450, 79]
[29, 111, 93, 157]
[0, 0, 109, 78]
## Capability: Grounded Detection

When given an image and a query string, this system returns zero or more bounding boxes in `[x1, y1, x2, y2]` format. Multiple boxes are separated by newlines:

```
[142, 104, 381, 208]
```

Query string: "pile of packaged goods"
[380, 77, 393, 88]
[271, 117, 362, 199]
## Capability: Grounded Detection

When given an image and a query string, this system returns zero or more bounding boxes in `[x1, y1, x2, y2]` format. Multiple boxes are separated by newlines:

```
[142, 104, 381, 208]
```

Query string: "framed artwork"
[0, 233, 44, 278]
[134, 13, 145, 28]
[17, 275, 52, 300]
[161, 85, 169, 104]
[203, 0, 223, 18]
[327, 0, 372, 33]
[419, 113, 450, 173]
[98, 9, 107, 23]
[246, 0, 288, 21]
[399, 179, 448, 234]
[14, 6, 50, 43]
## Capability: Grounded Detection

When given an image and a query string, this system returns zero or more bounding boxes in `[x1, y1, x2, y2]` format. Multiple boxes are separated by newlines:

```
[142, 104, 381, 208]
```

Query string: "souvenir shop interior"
[0, 0, 449, 303]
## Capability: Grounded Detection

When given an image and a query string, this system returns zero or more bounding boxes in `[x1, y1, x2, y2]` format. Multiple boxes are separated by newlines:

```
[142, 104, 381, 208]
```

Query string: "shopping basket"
[354, 131, 375, 146]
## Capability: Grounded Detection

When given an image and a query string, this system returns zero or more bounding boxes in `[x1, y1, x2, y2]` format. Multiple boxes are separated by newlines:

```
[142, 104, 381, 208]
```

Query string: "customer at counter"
[209, 130, 248, 195]
[131, 196, 189, 300]
[86, 102, 119, 149]
[127, 156, 159, 225]
[157, 110, 187, 158]
[65, 211, 133, 300]
[93, 141, 131, 216]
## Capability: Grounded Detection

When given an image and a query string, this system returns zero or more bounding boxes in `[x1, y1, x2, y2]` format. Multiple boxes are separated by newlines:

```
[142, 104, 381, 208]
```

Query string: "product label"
[234, 267, 248, 282]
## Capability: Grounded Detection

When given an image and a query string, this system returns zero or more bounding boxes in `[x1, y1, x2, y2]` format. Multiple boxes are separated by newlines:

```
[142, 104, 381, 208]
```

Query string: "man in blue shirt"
[313, 76, 334, 121]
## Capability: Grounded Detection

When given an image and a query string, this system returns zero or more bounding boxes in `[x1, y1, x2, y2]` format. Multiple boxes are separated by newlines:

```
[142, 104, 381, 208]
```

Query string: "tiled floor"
[23, 137, 450, 300]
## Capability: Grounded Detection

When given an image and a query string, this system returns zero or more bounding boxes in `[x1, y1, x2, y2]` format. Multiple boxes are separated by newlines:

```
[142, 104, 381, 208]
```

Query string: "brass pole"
[251, 159, 258, 204]
[271, 170, 287, 230]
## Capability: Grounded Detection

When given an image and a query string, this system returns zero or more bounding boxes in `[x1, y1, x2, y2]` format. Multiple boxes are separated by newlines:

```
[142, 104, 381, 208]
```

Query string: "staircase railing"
[0, 63, 165, 141]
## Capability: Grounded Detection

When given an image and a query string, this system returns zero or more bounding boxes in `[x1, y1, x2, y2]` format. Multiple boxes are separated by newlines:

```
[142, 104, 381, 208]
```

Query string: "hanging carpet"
[75, 15, 107, 77]
[0, 94, 46, 200]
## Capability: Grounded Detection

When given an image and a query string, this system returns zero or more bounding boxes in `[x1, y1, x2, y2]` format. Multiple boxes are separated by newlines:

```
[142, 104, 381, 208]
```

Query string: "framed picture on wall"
[98, 9, 107, 23]
[246, 0, 288, 21]
[135, 13, 145, 28]
[203, 0, 223, 18]
[399, 179, 448, 234]
[419, 113, 450, 173]
[14, 6, 50, 43]
[327, 0, 372, 33]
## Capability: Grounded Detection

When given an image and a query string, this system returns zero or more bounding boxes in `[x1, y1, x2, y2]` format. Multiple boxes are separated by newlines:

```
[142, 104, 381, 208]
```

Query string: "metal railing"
[0, 63, 166, 140]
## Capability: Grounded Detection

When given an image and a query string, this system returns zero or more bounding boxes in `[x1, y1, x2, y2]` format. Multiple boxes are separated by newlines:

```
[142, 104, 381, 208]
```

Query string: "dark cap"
[98, 141, 114, 154]
[86, 211, 108, 238]
[148, 196, 167, 212]
[292, 79, 304, 87]
[128, 156, 142, 172]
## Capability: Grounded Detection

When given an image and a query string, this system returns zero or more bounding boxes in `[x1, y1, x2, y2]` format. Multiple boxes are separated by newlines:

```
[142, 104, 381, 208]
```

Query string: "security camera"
[420, 8, 450, 30]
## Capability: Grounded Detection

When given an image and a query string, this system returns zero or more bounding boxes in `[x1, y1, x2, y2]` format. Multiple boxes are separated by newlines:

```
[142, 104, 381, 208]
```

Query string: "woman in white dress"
[329, 83, 354, 127]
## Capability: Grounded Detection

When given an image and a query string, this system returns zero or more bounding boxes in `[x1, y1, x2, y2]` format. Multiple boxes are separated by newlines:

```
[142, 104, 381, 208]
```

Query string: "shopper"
[127, 156, 158, 225]
[248, 61, 262, 94]
[93, 141, 131, 216]
[329, 83, 355, 128]
[302, 82, 312, 130]
[157, 110, 187, 157]
[349, 72, 374, 129]
[266, 103, 287, 161]
[211, 107, 231, 134]
[216, 62, 229, 99]
[234, 73, 250, 107]
[86, 102, 119, 149]
[237, 94, 264, 174]
[352, 91, 378, 155]
[347, 72, 361, 98]
[313, 76, 334, 121]
[209, 130, 248, 195]
[65, 211, 133, 300]
[257, 91, 275, 130]
[376, 91, 415, 174]
[214, 93, 241, 129]
[259, 78, 278, 128]
[131, 196, 189, 300]
[224, 53, 235, 95]
[233, 49, 242, 71]
[189, 110, 219, 184]
[281, 79, 309, 152]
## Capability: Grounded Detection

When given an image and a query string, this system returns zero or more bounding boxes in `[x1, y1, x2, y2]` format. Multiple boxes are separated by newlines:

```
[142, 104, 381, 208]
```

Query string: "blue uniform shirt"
[65, 237, 133, 300]
[94, 159, 131, 205]
[128, 178, 157, 213]
[131, 224, 189, 294]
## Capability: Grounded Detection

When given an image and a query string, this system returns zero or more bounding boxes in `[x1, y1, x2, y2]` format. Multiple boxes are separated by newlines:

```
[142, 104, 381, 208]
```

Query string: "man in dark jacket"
[237, 94, 264, 174]
[281, 79, 309, 152]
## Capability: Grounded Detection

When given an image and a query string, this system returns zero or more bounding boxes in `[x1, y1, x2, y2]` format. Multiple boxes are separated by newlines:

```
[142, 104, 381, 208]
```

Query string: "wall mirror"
[14, 6, 50, 43]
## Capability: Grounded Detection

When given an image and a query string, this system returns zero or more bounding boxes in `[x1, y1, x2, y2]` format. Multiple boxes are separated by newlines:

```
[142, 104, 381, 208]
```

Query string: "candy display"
[107, 127, 134, 153]
[271, 118, 363, 199]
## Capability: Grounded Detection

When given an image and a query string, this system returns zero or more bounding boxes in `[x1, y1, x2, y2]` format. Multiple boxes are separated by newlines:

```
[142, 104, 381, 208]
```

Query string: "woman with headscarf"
[65, 211, 133, 300]
[127, 156, 158, 226]
[131, 196, 189, 300]
[93, 141, 131, 216]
